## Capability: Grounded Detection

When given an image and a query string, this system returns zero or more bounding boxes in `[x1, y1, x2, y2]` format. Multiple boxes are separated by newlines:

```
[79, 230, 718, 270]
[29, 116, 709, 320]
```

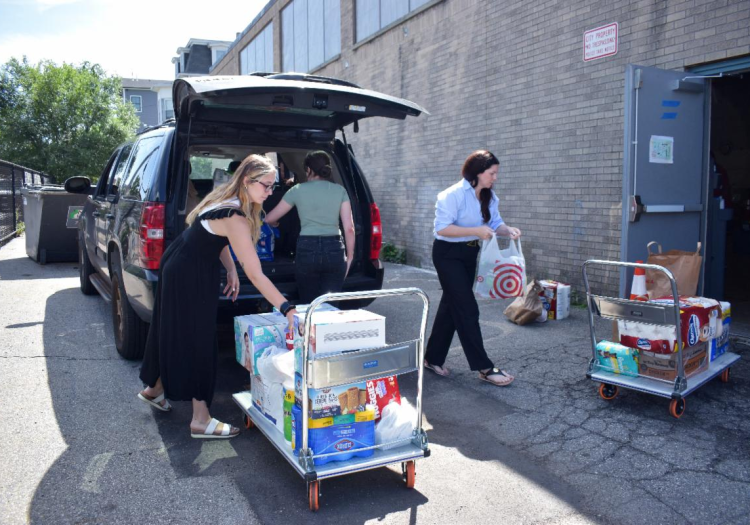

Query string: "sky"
[0, 0, 268, 80]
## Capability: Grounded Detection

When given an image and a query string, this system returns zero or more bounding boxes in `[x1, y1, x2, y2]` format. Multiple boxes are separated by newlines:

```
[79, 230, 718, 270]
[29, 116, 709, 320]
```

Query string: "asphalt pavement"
[1, 235, 749, 524]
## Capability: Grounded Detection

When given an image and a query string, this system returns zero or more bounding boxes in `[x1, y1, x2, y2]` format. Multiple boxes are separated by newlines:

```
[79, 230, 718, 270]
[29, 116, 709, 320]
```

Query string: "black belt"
[435, 239, 479, 247]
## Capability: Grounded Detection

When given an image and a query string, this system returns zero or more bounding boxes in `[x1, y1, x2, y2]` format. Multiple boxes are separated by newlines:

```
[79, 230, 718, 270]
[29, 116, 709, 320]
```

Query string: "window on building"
[240, 22, 274, 74]
[282, 0, 341, 73]
[356, 0, 431, 42]
[161, 98, 174, 121]
[214, 49, 227, 64]
[130, 95, 143, 113]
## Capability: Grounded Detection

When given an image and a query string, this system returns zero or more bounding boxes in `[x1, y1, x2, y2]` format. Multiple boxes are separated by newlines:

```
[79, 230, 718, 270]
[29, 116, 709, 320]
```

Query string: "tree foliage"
[0, 57, 140, 182]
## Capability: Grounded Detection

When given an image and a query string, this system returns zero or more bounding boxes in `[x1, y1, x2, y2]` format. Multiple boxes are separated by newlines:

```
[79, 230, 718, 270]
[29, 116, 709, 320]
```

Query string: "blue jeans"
[295, 235, 346, 304]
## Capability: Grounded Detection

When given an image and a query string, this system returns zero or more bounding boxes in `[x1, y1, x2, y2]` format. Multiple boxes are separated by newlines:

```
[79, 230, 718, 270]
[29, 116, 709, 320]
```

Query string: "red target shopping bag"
[474, 235, 526, 299]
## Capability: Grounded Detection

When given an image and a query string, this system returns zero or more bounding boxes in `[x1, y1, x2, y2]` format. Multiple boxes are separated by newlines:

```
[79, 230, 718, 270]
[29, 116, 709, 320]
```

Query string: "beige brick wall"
[211, 0, 750, 293]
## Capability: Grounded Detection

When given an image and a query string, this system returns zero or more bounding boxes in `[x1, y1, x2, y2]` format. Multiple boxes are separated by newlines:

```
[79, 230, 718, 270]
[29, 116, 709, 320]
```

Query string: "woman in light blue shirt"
[424, 150, 521, 387]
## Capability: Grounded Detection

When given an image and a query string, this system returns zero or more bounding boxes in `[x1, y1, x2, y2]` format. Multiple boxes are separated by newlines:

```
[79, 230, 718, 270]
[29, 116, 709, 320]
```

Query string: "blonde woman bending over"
[138, 154, 298, 439]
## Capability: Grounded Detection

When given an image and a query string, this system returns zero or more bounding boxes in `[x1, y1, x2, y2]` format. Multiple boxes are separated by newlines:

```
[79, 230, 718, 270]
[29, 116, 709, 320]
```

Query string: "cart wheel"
[598, 383, 618, 401]
[243, 414, 255, 429]
[669, 398, 686, 419]
[720, 368, 730, 383]
[403, 461, 416, 489]
[308, 481, 320, 512]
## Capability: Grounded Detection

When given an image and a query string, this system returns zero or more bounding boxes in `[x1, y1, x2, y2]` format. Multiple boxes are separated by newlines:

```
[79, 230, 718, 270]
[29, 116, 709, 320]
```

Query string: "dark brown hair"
[462, 150, 499, 223]
[304, 150, 333, 179]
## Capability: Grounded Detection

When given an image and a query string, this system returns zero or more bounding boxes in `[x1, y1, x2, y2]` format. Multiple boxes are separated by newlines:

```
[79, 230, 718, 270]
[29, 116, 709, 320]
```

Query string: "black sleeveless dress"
[140, 206, 244, 406]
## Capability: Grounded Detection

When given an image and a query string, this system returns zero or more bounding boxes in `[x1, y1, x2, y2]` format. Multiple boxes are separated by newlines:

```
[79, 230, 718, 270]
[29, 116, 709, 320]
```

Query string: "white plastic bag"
[474, 235, 526, 299]
[256, 346, 293, 383]
[374, 399, 417, 450]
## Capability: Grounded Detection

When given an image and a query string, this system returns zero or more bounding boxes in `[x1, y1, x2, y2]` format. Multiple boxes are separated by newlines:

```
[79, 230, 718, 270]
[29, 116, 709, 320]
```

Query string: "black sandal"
[424, 361, 450, 377]
[479, 367, 514, 387]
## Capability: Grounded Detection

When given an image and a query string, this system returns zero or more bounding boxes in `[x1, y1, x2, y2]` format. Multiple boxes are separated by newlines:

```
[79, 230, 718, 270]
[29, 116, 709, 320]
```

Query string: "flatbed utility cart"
[582, 260, 740, 418]
[233, 287, 430, 511]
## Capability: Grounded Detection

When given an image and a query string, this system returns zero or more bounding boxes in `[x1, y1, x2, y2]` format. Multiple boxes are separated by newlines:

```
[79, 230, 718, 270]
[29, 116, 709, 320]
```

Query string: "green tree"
[0, 57, 140, 182]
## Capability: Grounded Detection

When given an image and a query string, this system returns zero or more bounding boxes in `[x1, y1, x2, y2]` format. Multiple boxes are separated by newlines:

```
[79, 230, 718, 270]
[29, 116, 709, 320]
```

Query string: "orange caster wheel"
[669, 398, 686, 419]
[598, 383, 618, 400]
[243, 414, 255, 429]
[403, 461, 416, 489]
[308, 481, 320, 512]
[720, 368, 730, 383]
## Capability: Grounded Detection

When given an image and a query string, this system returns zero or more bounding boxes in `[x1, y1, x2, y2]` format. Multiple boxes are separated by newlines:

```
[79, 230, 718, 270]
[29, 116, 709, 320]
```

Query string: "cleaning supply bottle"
[283, 378, 294, 445]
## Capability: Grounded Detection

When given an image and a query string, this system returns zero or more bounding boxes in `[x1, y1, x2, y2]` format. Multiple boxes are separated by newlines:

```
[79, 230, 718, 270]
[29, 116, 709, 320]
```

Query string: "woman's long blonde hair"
[186, 154, 276, 243]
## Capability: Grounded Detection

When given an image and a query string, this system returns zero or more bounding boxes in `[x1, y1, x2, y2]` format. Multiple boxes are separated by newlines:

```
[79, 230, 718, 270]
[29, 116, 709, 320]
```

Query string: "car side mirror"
[64, 176, 92, 194]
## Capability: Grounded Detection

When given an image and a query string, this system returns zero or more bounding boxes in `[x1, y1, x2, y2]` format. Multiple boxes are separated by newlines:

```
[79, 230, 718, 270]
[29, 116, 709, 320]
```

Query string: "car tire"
[79, 235, 97, 296]
[110, 254, 148, 360]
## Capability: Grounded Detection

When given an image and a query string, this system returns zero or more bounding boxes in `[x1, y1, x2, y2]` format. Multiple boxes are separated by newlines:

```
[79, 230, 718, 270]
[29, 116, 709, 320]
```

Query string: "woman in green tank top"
[265, 151, 355, 303]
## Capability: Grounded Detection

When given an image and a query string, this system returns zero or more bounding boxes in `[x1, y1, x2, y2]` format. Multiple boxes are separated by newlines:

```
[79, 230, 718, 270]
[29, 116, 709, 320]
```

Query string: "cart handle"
[581, 260, 685, 380]
[299, 288, 430, 456]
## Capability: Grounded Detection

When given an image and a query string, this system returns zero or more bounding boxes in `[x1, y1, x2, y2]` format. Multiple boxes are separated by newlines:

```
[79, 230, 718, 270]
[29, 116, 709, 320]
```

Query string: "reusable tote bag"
[474, 235, 526, 299]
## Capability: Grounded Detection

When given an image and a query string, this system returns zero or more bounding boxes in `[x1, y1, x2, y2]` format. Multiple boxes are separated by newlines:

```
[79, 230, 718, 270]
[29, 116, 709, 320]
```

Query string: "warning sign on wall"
[584, 22, 618, 62]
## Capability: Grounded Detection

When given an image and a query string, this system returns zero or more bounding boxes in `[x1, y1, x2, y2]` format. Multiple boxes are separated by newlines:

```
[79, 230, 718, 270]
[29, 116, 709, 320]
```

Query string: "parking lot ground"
[1, 235, 749, 524]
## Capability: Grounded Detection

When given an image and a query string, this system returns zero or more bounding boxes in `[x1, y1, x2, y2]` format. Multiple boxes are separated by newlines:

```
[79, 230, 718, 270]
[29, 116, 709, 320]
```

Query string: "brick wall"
[212, 0, 750, 294]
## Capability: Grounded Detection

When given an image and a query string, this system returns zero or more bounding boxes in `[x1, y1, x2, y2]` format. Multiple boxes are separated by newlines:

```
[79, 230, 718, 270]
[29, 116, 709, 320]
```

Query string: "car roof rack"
[249, 72, 362, 89]
[136, 119, 176, 136]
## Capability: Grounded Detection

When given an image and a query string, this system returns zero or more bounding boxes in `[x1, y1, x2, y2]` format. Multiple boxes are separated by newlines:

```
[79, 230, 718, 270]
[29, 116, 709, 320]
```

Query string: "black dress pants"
[425, 239, 494, 371]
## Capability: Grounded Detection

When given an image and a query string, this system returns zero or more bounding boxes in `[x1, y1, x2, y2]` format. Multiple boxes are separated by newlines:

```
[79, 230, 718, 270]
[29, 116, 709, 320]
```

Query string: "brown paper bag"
[504, 280, 544, 325]
[645, 241, 702, 299]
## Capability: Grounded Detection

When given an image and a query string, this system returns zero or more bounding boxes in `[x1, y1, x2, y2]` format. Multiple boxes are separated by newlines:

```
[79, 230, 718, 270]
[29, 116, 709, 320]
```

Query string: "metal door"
[620, 64, 707, 297]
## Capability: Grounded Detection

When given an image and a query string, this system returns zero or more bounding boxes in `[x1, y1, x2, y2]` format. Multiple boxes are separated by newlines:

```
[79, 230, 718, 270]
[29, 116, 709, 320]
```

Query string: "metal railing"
[0, 159, 53, 243]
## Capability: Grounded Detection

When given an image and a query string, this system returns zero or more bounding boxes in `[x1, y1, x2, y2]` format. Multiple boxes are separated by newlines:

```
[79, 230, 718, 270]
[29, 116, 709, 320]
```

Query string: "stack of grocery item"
[608, 296, 731, 380]
[538, 280, 571, 320]
[235, 305, 414, 464]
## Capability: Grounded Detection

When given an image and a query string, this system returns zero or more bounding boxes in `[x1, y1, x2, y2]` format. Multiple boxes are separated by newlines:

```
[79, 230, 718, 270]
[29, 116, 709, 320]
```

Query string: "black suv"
[65, 74, 425, 360]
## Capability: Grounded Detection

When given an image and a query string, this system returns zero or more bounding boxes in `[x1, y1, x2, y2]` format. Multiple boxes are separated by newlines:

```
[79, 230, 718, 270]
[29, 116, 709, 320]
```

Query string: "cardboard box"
[638, 342, 708, 381]
[295, 309, 386, 356]
[293, 308, 386, 374]
[234, 312, 292, 374]
[294, 373, 367, 419]
[366, 376, 401, 420]
[251, 374, 269, 417]
[539, 280, 571, 320]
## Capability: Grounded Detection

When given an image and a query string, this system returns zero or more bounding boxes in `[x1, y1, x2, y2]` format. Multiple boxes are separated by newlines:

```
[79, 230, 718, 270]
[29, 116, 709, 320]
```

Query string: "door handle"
[629, 195, 703, 222]
[105, 213, 115, 220]
[92, 211, 101, 217]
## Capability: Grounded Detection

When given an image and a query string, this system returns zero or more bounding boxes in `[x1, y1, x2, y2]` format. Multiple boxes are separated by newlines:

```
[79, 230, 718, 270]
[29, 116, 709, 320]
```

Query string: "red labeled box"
[365, 376, 401, 421]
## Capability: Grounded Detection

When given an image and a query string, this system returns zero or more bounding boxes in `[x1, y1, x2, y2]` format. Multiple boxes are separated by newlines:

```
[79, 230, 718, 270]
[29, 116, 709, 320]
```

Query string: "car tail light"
[139, 202, 165, 270]
[370, 203, 382, 260]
